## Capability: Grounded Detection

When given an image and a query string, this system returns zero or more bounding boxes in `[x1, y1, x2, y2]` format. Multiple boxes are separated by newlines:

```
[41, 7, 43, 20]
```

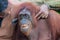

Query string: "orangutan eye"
[19, 14, 30, 20]
[19, 14, 24, 19]
[24, 14, 29, 18]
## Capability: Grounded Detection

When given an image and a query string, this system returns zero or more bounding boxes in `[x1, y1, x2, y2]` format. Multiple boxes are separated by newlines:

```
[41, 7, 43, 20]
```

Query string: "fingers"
[44, 13, 48, 18]
[35, 12, 48, 20]
[35, 4, 49, 20]
[35, 11, 42, 18]
[37, 13, 44, 20]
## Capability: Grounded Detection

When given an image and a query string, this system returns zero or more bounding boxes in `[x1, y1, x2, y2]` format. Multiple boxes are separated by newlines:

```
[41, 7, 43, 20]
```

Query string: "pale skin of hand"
[35, 4, 49, 20]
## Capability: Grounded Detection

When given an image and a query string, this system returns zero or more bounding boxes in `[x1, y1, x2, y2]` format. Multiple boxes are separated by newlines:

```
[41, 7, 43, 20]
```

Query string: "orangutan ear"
[12, 18, 18, 24]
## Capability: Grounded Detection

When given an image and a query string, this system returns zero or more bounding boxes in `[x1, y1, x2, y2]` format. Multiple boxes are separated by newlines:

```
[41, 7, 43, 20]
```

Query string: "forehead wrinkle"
[19, 8, 31, 15]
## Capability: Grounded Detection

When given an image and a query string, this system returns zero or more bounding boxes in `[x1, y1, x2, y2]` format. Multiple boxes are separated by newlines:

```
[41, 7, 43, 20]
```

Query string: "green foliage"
[56, 10, 60, 14]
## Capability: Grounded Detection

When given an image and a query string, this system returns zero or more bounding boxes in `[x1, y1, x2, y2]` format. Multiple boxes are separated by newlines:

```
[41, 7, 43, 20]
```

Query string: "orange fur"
[47, 10, 60, 40]
[0, 2, 18, 40]
[0, 2, 60, 40]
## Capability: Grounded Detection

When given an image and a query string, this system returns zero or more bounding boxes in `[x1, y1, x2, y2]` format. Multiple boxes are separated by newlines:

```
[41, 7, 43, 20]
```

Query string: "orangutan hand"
[35, 4, 49, 20]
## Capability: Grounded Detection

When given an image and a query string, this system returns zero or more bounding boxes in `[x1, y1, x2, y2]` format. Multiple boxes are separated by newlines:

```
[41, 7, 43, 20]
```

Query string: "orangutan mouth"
[20, 24, 30, 32]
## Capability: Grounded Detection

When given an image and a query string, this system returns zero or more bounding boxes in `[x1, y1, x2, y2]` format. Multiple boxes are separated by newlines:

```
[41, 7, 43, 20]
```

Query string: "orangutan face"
[18, 8, 33, 36]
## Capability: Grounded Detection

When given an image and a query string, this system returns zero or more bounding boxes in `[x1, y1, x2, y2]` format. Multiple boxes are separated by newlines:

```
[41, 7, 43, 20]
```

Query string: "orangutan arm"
[0, 14, 16, 40]
[38, 19, 51, 40]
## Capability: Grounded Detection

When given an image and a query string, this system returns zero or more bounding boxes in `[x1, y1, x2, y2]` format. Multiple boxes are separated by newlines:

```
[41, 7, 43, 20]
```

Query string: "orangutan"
[14, 2, 51, 40]
[0, 1, 60, 40]
[47, 10, 60, 40]
[14, 2, 60, 40]
[0, 1, 19, 40]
